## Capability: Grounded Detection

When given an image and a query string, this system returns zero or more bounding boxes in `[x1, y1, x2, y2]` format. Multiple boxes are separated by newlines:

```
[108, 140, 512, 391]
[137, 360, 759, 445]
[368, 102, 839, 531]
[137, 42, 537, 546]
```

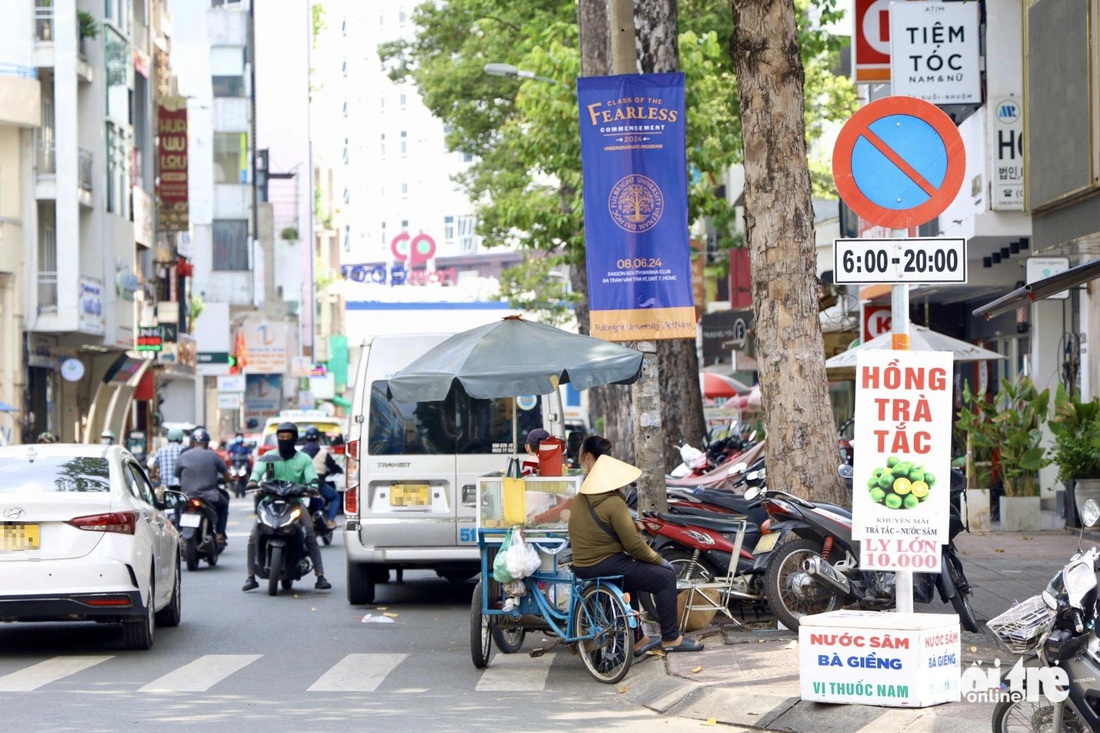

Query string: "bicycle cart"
[471, 474, 639, 684]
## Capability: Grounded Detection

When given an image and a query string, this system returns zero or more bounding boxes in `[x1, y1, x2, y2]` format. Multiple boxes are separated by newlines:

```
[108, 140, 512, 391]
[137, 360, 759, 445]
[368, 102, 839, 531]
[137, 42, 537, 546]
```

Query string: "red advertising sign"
[862, 305, 892, 342]
[854, 0, 923, 83]
[157, 97, 189, 231]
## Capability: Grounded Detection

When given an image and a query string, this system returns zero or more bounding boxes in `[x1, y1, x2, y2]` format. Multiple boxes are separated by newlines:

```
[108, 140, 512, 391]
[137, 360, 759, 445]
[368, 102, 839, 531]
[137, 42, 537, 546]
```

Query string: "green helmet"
[167, 428, 184, 442]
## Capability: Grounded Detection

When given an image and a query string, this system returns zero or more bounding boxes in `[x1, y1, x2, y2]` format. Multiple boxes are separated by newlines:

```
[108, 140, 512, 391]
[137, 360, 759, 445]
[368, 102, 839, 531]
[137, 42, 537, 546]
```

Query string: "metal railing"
[34, 3, 52, 42]
[78, 149, 92, 191]
[37, 270, 57, 309]
[78, 31, 87, 61]
[0, 63, 37, 79]
[36, 141, 56, 177]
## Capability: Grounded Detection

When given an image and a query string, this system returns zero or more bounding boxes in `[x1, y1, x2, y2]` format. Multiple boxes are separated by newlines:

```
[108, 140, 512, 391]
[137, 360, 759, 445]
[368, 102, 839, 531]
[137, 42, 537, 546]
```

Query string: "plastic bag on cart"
[493, 529, 515, 583]
[504, 529, 541, 580]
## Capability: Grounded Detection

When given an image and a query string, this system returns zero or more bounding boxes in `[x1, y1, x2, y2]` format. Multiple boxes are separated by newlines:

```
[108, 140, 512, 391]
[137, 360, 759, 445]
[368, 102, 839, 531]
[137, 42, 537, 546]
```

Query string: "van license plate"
[390, 484, 430, 507]
[752, 533, 780, 555]
[0, 523, 40, 551]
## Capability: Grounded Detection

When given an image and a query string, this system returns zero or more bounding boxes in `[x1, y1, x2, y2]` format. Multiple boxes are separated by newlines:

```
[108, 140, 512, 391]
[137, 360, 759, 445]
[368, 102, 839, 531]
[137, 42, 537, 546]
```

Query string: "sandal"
[634, 637, 662, 658]
[662, 638, 704, 653]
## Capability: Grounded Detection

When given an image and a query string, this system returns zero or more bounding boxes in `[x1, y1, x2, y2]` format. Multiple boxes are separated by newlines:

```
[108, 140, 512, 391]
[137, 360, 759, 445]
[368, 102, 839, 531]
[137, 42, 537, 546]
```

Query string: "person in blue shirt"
[226, 433, 251, 461]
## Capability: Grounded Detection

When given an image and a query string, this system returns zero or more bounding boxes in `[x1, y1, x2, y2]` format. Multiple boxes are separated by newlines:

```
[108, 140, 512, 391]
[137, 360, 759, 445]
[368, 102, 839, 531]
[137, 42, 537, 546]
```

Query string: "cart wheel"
[491, 625, 526, 654]
[470, 580, 492, 669]
[574, 583, 633, 684]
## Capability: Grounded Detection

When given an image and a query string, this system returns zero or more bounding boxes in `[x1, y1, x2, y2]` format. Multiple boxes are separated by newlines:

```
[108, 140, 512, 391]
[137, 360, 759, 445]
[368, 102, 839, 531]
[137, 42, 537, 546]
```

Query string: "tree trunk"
[730, 0, 846, 506]
[637, 0, 706, 471]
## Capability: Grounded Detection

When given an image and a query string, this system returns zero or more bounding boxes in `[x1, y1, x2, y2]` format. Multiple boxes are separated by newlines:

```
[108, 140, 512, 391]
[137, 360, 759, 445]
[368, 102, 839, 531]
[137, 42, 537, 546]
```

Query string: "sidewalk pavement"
[621, 528, 1091, 731]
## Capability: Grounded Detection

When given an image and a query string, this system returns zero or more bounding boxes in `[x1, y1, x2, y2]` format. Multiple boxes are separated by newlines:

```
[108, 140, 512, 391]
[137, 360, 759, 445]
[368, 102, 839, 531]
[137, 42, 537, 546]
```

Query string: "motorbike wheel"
[945, 552, 979, 633]
[470, 580, 492, 669]
[763, 538, 840, 631]
[184, 538, 200, 572]
[268, 545, 284, 597]
[321, 528, 333, 546]
[992, 697, 1086, 732]
[281, 578, 293, 591]
[639, 548, 719, 622]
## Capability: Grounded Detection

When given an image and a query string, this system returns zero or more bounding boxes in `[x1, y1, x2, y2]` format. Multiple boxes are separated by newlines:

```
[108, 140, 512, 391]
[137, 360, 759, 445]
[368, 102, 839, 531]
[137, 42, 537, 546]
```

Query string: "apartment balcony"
[33, 4, 94, 82]
[0, 65, 41, 127]
[35, 143, 94, 207]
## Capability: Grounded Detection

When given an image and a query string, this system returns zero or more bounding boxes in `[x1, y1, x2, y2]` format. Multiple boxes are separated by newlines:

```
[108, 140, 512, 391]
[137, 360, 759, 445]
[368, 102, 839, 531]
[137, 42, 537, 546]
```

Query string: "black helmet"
[191, 428, 211, 444]
[276, 422, 299, 441]
[304, 426, 321, 441]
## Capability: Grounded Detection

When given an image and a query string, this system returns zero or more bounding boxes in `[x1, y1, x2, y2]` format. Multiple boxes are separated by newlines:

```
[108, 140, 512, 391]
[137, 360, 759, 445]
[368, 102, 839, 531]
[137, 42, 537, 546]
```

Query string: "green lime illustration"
[886, 456, 900, 468]
[892, 477, 912, 495]
[910, 480, 930, 499]
[878, 474, 894, 490]
[923, 471, 936, 487]
[909, 468, 925, 484]
[884, 493, 903, 510]
[903, 494, 920, 509]
[870, 487, 886, 503]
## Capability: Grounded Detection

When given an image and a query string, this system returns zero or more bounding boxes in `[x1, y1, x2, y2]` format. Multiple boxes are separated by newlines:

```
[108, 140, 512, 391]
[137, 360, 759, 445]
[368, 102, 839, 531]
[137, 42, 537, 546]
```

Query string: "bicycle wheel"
[470, 580, 492, 669]
[945, 551, 979, 632]
[491, 625, 526, 653]
[574, 583, 633, 684]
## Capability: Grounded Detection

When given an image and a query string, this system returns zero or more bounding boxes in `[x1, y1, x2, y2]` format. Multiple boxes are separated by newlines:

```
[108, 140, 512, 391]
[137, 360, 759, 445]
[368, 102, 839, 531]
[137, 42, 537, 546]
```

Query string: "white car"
[0, 443, 182, 649]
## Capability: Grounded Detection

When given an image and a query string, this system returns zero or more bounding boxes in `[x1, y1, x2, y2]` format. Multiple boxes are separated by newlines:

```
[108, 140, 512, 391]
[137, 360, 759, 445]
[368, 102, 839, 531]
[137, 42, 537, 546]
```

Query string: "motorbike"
[310, 493, 334, 546]
[748, 464, 980, 633]
[665, 440, 767, 490]
[987, 495, 1100, 732]
[252, 479, 317, 596]
[230, 455, 252, 498]
[176, 485, 228, 571]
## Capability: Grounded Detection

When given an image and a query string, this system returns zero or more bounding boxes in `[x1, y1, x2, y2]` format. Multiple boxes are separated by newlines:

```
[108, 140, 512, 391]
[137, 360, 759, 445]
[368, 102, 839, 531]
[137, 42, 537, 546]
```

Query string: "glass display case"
[477, 472, 583, 529]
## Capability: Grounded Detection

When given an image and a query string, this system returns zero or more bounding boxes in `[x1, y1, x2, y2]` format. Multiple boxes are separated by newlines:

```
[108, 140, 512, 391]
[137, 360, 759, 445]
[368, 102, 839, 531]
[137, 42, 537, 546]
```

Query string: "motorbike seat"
[655, 511, 754, 535]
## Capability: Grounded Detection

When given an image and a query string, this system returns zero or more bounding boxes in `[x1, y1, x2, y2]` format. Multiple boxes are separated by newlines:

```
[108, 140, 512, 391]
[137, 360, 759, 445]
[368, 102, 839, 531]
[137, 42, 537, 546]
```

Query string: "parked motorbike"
[252, 480, 317, 596]
[230, 456, 252, 498]
[987, 495, 1100, 732]
[176, 485, 228, 571]
[748, 464, 979, 632]
[665, 440, 766, 490]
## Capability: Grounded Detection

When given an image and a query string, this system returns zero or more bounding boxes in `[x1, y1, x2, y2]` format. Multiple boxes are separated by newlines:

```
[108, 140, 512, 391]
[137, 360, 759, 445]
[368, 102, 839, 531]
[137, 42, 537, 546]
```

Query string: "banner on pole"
[852, 350, 953, 572]
[577, 73, 695, 341]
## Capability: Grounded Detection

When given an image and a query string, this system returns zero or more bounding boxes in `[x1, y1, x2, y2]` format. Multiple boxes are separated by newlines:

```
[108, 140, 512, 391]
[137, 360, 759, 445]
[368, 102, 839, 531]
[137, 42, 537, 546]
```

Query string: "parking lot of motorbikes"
[633, 430, 981, 633]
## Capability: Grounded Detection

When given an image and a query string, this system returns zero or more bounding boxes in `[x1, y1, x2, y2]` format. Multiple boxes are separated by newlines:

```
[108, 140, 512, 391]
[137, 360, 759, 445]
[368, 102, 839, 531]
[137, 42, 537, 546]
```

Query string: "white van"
[343, 334, 553, 604]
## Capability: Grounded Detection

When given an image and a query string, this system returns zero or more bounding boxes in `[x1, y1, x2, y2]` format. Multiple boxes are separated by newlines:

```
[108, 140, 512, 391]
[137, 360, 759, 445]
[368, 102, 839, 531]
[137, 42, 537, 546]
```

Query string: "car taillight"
[345, 487, 358, 515]
[346, 438, 359, 504]
[348, 438, 359, 461]
[66, 511, 138, 535]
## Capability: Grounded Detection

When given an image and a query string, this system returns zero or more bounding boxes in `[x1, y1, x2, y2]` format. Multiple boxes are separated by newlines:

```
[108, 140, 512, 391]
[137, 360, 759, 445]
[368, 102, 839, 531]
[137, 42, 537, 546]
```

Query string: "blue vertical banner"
[577, 73, 695, 341]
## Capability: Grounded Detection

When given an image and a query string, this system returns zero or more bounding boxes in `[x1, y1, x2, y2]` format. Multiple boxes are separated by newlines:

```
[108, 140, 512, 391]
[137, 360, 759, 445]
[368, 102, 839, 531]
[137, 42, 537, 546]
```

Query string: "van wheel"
[348, 562, 376, 604]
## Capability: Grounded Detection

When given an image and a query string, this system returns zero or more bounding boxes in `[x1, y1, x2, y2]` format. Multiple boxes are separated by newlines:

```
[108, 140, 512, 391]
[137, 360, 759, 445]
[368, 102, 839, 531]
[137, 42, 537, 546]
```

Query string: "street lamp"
[483, 62, 563, 86]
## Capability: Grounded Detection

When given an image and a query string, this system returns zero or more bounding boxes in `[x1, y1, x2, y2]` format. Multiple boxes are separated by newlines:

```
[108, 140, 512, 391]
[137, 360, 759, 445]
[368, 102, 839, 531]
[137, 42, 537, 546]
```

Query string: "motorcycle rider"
[226, 432, 252, 462]
[150, 428, 186, 494]
[100, 429, 115, 445]
[300, 426, 342, 529]
[241, 422, 331, 591]
[174, 428, 231, 546]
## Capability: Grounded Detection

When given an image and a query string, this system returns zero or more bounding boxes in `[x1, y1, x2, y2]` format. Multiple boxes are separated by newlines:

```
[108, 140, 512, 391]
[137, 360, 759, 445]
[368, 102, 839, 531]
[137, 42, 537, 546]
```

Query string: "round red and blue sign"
[832, 96, 965, 230]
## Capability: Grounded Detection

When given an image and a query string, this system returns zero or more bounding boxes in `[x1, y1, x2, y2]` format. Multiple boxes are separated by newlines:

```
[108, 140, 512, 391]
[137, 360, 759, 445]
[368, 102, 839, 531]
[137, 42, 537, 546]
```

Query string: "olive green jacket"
[568, 492, 663, 568]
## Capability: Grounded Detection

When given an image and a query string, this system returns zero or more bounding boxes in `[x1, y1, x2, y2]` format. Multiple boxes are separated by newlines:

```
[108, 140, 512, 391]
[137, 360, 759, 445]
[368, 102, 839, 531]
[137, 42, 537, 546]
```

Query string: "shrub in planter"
[1048, 384, 1100, 484]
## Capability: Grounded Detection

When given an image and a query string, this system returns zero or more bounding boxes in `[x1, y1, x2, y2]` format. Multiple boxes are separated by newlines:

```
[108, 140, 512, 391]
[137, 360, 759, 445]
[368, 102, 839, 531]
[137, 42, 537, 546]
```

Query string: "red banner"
[157, 97, 189, 231]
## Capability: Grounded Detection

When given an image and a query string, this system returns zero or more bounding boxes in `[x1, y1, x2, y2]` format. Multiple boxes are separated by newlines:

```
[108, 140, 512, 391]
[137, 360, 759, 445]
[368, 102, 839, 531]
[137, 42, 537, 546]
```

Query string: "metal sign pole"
[890, 229, 913, 614]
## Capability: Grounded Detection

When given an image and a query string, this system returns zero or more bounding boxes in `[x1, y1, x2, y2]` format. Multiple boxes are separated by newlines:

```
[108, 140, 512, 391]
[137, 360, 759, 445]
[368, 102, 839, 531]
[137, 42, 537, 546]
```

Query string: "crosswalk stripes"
[475, 651, 555, 692]
[307, 653, 407, 692]
[0, 651, 572, 693]
[0, 655, 113, 692]
[139, 654, 262, 692]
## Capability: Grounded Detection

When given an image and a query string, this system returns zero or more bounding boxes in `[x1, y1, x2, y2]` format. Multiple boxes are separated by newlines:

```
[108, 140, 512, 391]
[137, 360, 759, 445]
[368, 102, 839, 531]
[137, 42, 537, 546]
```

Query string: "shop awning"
[974, 256, 1100, 319]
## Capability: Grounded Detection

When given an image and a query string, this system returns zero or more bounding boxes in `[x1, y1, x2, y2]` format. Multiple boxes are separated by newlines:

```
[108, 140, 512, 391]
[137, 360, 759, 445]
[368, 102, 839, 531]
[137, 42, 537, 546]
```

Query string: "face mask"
[101, 438, 112, 445]
[277, 437, 296, 459]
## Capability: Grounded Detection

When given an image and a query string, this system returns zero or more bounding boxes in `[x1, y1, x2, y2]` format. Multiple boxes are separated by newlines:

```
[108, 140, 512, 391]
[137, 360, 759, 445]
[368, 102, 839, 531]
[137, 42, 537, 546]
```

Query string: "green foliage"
[1048, 384, 1100, 482]
[496, 254, 579, 327]
[377, 0, 856, 314]
[280, 226, 299, 242]
[955, 376, 1052, 496]
[312, 4, 326, 48]
[77, 11, 98, 40]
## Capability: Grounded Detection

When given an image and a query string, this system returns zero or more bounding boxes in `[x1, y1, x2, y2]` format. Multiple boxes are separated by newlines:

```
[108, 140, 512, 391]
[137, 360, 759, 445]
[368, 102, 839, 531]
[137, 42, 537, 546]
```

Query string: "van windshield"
[368, 382, 542, 455]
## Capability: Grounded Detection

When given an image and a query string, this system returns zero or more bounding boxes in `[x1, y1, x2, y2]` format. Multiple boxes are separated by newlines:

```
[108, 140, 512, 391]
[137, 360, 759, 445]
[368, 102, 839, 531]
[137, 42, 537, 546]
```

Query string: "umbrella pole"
[512, 397, 518, 458]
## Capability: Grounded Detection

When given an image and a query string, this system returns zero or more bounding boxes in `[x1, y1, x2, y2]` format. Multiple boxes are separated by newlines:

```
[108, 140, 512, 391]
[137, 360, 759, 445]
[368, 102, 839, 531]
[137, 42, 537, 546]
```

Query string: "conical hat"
[580, 455, 642, 495]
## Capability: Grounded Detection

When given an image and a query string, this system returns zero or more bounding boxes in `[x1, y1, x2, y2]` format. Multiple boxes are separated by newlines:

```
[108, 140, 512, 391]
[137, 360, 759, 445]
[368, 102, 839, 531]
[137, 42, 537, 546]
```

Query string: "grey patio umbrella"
[387, 316, 644, 402]
[825, 325, 1005, 369]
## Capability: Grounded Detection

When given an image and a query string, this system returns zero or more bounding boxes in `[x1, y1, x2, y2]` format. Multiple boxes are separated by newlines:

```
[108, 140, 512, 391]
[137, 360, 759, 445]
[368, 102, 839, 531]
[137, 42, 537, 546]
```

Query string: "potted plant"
[77, 10, 98, 40]
[1048, 384, 1100, 525]
[956, 376, 1051, 531]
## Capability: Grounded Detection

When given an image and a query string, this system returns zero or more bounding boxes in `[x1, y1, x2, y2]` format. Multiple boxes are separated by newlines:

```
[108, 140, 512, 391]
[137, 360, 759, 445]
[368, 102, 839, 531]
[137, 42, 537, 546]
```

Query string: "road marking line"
[476, 652, 554, 692]
[0, 656, 114, 692]
[307, 653, 407, 692]
[139, 654, 261, 691]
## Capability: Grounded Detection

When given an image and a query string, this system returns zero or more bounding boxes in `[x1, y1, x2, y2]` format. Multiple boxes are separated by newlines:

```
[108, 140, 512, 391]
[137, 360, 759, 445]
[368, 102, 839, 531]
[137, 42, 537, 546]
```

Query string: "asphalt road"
[0, 497, 744, 733]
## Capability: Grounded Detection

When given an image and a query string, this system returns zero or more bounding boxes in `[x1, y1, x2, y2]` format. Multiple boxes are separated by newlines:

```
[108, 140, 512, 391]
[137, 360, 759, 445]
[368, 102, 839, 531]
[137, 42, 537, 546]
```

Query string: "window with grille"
[212, 220, 249, 271]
